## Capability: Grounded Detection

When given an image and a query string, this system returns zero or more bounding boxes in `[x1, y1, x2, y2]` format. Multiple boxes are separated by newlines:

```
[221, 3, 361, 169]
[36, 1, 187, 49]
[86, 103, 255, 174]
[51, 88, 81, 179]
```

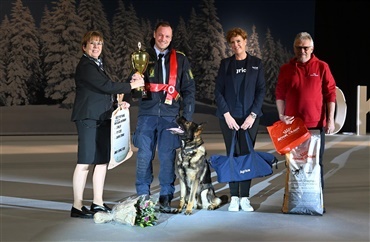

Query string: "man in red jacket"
[275, 32, 336, 193]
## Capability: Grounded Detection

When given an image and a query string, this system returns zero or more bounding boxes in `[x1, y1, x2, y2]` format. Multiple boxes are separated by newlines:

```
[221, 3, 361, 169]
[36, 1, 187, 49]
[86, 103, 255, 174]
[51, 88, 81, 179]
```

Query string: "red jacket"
[275, 54, 336, 128]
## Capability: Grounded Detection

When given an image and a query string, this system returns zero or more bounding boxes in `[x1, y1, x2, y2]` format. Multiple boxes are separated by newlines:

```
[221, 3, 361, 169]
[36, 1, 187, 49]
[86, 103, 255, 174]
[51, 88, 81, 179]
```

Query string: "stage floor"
[1, 133, 369, 241]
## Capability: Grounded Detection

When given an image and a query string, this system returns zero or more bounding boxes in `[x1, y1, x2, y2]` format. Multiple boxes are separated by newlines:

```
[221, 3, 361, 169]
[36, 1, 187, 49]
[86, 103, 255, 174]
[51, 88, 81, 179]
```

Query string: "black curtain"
[314, 0, 370, 133]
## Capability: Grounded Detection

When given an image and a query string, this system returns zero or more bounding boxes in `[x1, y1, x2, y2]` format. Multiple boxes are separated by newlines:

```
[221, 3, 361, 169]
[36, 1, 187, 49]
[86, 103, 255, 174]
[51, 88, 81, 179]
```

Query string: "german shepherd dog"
[168, 116, 227, 215]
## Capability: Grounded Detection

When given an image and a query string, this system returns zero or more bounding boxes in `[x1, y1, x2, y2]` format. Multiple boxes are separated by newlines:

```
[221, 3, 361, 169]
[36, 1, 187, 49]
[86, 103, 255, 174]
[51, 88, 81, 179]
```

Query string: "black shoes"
[71, 206, 94, 218]
[71, 203, 112, 218]
[90, 203, 112, 213]
[159, 195, 173, 213]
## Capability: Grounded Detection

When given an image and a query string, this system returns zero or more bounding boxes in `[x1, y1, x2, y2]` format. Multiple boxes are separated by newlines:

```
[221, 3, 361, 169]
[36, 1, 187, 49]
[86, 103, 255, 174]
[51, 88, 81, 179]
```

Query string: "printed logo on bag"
[291, 167, 314, 175]
[292, 155, 307, 162]
[278, 126, 301, 142]
[240, 169, 251, 174]
[283, 127, 291, 134]
[293, 151, 316, 163]
[294, 151, 309, 161]
[277, 127, 291, 141]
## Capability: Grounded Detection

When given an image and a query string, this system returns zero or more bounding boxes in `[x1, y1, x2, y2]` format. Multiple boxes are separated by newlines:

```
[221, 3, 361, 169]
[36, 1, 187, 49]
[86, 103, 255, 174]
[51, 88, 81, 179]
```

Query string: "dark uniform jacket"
[133, 39, 195, 121]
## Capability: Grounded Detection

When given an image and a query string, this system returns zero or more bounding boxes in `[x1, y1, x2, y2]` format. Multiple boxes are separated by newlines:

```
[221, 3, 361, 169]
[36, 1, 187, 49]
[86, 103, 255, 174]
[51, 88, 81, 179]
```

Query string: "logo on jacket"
[149, 67, 155, 77]
[310, 73, 319, 77]
[252, 66, 258, 70]
[236, 67, 247, 74]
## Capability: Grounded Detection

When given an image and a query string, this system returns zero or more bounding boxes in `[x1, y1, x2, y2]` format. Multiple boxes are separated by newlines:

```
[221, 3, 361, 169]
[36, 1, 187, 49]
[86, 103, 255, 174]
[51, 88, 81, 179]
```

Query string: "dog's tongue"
[167, 127, 184, 134]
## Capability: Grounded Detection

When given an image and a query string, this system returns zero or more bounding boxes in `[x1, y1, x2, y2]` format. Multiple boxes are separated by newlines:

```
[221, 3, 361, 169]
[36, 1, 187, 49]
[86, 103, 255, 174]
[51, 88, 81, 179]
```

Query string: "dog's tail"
[219, 195, 229, 205]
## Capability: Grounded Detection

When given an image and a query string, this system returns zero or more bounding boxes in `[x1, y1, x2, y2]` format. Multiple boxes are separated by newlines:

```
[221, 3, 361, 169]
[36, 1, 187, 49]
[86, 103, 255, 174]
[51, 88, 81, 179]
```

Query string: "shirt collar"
[154, 47, 168, 57]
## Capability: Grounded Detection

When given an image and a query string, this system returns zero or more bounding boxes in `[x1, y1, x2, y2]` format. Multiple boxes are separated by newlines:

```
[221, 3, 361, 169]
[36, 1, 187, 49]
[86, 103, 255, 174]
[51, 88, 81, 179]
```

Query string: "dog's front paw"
[173, 208, 183, 214]
[184, 209, 193, 215]
[207, 205, 219, 210]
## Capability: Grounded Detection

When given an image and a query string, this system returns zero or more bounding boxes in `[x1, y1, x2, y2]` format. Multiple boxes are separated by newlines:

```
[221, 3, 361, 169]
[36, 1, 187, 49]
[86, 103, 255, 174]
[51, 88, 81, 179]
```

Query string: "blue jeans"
[132, 116, 180, 197]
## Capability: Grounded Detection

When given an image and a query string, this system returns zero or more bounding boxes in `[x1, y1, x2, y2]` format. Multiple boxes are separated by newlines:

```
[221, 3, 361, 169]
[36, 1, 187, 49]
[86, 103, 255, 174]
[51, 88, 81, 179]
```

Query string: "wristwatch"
[250, 112, 257, 119]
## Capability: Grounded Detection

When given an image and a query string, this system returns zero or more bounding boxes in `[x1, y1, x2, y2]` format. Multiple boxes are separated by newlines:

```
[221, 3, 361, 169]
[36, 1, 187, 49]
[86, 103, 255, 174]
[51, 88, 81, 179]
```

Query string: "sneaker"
[228, 196, 239, 212]
[240, 197, 254, 212]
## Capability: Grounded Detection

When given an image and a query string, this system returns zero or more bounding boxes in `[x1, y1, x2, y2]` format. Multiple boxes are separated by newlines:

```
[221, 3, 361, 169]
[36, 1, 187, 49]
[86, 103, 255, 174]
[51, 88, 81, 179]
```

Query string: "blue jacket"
[214, 53, 266, 119]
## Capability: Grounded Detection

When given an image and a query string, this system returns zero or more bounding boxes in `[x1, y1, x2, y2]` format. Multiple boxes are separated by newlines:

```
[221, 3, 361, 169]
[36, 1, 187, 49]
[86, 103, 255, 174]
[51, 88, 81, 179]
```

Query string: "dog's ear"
[179, 116, 187, 122]
[197, 122, 206, 132]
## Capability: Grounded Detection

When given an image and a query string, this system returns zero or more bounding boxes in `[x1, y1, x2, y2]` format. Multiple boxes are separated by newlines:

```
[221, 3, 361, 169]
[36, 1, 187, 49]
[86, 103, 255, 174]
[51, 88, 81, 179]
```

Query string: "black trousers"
[219, 117, 260, 197]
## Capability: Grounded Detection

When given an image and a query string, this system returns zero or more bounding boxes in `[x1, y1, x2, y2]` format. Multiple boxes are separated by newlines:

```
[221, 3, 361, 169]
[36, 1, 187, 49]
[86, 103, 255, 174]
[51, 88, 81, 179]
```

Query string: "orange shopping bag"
[267, 117, 311, 155]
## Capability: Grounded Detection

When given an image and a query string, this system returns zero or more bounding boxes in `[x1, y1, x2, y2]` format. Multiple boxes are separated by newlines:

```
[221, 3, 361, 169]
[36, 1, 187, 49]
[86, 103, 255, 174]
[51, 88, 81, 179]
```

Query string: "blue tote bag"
[209, 131, 277, 183]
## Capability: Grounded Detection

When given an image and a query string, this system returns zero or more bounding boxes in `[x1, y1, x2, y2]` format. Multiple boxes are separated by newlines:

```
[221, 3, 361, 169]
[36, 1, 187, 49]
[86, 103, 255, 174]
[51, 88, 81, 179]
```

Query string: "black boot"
[159, 195, 173, 213]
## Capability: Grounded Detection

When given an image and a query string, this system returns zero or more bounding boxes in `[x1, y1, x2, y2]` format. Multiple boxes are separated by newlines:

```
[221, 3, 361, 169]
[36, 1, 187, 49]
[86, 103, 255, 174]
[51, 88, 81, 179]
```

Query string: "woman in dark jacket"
[70, 31, 144, 218]
[214, 27, 266, 212]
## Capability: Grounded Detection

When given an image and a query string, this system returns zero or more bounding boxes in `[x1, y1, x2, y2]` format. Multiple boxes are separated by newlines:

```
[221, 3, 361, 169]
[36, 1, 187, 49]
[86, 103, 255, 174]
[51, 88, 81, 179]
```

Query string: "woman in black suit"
[70, 31, 144, 218]
[214, 27, 266, 212]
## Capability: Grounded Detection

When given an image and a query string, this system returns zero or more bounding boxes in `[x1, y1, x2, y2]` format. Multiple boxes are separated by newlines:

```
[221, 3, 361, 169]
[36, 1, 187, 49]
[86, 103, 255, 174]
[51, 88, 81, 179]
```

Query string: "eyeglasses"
[89, 41, 103, 46]
[294, 46, 312, 51]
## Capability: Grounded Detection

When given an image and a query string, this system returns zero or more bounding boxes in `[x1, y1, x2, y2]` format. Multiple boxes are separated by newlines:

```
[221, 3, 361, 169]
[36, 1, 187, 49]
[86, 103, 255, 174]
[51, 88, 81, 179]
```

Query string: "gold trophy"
[131, 42, 149, 98]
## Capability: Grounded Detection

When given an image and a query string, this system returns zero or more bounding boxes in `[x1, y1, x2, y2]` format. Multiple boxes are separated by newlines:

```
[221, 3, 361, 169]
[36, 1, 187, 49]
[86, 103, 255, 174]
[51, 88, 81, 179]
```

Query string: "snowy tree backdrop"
[0, 0, 294, 108]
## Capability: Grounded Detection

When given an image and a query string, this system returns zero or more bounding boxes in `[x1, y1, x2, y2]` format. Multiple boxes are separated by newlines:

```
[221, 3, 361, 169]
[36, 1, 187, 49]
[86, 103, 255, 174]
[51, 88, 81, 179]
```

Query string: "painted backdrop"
[1, 0, 322, 134]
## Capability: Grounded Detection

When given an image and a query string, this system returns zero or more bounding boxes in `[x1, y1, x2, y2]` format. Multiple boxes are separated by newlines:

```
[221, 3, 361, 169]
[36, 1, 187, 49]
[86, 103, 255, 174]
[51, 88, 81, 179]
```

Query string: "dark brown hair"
[154, 21, 172, 31]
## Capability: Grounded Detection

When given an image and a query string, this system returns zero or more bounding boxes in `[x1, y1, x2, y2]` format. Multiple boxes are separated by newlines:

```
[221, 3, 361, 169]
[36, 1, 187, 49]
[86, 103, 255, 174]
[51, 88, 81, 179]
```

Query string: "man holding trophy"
[130, 21, 195, 213]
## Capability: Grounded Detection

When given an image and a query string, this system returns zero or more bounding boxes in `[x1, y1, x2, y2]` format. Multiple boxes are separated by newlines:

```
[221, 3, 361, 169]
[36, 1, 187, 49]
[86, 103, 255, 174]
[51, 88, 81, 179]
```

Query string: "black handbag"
[209, 131, 277, 183]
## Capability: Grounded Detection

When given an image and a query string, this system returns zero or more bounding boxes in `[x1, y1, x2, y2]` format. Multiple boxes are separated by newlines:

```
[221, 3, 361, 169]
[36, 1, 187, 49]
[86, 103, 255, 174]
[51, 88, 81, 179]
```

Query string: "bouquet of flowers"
[93, 195, 158, 227]
[134, 196, 158, 227]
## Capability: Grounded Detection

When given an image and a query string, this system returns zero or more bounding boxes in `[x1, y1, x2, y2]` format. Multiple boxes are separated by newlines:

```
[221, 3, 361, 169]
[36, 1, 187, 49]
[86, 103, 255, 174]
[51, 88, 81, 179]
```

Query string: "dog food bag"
[282, 131, 324, 215]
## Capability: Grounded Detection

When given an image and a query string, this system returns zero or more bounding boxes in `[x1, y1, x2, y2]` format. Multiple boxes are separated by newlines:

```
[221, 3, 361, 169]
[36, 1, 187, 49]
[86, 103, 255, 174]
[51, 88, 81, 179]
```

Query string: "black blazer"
[71, 55, 132, 121]
[214, 53, 266, 119]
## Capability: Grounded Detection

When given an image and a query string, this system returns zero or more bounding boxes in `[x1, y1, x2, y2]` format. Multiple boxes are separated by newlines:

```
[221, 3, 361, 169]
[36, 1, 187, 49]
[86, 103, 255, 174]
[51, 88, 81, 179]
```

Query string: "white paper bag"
[108, 107, 133, 170]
